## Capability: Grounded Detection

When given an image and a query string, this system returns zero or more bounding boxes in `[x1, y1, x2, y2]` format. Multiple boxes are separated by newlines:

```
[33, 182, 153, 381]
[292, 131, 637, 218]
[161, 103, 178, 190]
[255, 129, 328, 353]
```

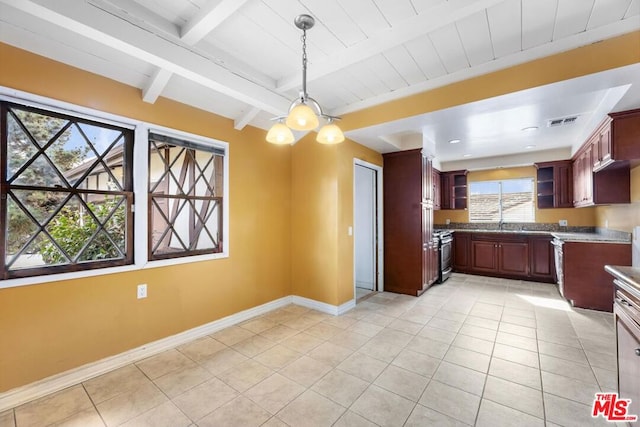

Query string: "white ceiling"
[1, 0, 639, 165]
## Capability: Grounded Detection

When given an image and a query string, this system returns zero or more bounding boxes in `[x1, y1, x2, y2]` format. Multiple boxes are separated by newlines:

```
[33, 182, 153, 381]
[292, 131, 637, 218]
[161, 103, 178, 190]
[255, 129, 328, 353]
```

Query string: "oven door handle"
[440, 237, 453, 245]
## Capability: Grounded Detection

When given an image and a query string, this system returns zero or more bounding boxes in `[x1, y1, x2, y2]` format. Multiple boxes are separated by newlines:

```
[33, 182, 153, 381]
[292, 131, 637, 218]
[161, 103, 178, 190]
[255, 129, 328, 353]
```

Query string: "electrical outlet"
[137, 284, 147, 299]
[559, 219, 568, 227]
[445, 219, 451, 225]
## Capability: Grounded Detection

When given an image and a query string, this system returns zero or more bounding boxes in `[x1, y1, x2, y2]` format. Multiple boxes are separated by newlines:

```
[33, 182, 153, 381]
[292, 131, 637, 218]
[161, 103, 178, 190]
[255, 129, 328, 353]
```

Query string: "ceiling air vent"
[547, 116, 579, 127]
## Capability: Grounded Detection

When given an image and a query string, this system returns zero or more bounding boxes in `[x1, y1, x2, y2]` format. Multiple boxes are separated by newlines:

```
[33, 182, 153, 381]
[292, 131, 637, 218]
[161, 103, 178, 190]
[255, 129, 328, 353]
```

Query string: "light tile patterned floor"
[0, 273, 618, 426]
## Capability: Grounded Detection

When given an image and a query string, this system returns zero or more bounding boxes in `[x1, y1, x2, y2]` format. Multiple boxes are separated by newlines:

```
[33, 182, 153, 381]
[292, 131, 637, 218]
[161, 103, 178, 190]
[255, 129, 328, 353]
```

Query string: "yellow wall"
[433, 166, 597, 226]
[290, 136, 382, 307]
[291, 136, 339, 305]
[595, 164, 640, 232]
[0, 43, 292, 392]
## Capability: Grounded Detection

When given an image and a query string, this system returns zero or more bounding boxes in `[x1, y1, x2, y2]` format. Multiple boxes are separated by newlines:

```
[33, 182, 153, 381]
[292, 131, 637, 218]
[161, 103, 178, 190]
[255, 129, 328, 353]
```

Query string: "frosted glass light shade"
[266, 122, 295, 144]
[316, 123, 345, 144]
[285, 104, 319, 131]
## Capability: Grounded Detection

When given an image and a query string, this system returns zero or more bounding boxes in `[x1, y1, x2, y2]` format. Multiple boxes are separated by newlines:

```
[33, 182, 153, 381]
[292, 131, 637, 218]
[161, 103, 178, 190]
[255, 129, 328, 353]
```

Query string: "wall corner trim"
[0, 294, 355, 412]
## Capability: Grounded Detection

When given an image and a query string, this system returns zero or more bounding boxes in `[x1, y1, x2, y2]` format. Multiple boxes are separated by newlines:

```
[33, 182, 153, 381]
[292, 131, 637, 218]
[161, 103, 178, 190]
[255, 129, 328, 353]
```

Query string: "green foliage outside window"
[39, 198, 126, 264]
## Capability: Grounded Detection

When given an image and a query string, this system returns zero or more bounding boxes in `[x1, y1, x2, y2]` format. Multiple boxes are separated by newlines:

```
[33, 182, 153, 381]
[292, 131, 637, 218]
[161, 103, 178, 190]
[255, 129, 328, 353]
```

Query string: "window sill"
[0, 251, 229, 290]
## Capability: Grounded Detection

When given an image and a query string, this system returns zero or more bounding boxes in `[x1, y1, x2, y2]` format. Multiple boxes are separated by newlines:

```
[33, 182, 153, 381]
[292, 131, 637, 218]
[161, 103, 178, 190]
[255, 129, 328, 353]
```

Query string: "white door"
[354, 164, 377, 291]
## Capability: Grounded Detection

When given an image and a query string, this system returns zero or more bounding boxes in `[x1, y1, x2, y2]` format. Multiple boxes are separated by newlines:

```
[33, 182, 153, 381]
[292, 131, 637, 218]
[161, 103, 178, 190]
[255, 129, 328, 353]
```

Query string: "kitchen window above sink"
[469, 178, 535, 224]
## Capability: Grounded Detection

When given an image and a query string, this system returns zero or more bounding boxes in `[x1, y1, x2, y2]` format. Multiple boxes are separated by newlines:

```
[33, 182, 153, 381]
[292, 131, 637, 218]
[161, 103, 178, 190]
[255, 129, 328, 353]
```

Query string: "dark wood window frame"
[148, 132, 224, 261]
[0, 101, 134, 279]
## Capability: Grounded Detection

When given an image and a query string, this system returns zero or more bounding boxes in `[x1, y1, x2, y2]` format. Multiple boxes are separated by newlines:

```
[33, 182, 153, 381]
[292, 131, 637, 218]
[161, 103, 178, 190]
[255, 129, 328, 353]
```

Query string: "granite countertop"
[449, 229, 551, 235]
[605, 265, 640, 296]
[551, 232, 631, 243]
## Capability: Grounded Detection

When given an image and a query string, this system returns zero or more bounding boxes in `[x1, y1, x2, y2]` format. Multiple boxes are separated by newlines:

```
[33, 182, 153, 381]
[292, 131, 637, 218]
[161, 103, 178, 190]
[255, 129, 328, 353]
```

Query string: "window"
[148, 132, 224, 260]
[469, 178, 535, 223]
[1, 102, 133, 279]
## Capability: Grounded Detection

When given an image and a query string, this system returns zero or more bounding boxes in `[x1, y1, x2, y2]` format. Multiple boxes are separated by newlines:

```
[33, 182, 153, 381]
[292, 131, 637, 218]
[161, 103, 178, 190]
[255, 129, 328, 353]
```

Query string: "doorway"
[354, 160, 383, 302]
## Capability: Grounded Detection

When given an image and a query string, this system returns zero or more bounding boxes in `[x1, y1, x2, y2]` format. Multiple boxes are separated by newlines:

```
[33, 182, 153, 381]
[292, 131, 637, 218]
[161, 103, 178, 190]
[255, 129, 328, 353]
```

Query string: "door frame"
[353, 159, 384, 296]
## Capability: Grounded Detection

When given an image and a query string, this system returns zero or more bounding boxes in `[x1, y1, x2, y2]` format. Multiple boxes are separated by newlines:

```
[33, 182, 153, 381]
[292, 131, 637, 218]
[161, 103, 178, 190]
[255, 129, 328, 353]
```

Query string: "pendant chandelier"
[266, 14, 345, 145]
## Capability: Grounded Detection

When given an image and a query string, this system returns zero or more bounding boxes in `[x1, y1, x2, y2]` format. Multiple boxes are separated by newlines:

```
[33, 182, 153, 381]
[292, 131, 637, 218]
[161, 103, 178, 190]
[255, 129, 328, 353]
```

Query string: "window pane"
[469, 181, 500, 222]
[502, 179, 535, 223]
[148, 134, 224, 260]
[468, 179, 535, 223]
[2, 102, 133, 278]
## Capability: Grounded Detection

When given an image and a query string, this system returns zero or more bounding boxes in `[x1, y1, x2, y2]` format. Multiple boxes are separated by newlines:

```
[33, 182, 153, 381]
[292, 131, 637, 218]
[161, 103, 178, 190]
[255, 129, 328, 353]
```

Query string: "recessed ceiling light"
[448, 139, 461, 144]
[525, 145, 536, 149]
[463, 154, 472, 157]
[522, 126, 539, 132]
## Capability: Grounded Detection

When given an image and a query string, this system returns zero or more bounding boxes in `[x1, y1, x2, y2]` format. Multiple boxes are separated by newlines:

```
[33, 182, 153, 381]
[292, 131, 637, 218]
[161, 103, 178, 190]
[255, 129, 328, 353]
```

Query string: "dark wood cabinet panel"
[432, 168, 441, 210]
[535, 161, 573, 209]
[440, 170, 467, 210]
[572, 108, 639, 207]
[383, 150, 422, 295]
[529, 235, 555, 282]
[453, 232, 471, 272]
[562, 241, 631, 311]
[383, 149, 438, 296]
[453, 232, 553, 283]
[498, 241, 529, 276]
[592, 108, 640, 171]
[471, 240, 498, 273]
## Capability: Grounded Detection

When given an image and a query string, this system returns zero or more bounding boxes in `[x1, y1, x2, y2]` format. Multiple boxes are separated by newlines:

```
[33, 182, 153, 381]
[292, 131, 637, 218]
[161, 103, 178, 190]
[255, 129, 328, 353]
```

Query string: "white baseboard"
[0, 294, 355, 412]
[292, 295, 356, 316]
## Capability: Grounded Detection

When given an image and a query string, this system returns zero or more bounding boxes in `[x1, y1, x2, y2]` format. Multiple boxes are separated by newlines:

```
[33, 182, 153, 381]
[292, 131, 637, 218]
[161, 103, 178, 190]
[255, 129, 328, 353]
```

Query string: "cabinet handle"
[618, 298, 632, 307]
[636, 349, 640, 357]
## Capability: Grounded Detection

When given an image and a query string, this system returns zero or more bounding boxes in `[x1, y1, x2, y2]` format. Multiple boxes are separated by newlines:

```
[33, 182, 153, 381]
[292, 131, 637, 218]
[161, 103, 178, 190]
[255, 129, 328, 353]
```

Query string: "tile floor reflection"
[1, 273, 617, 426]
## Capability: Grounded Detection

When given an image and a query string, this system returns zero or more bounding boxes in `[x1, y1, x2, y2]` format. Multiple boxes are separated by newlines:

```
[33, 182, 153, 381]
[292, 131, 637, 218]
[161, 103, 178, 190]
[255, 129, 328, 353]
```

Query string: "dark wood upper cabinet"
[593, 108, 640, 172]
[571, 108, 639, 207]
[432, 168, 441, 210]
[535, 160, 573, 209]
[440, 170, 467, 210]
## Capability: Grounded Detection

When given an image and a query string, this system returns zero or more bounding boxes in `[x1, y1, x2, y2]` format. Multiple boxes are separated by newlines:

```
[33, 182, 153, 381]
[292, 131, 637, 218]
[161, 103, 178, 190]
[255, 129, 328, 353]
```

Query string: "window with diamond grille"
[0, 102, 134, 279]
[148, 133, 224, 260]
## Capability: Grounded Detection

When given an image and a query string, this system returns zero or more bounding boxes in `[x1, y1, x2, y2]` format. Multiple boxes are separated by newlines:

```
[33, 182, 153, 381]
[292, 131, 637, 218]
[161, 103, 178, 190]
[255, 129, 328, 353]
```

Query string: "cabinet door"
[432, 169, 441, 210]
[471, 240, 498, 273]
[422, 206, 434, 288]
[599, 126, 612, 166]
[554, 163, 573, 208]
[583, 146, 594, 204]
[498, 241, 529, 276]
[422, 156, 431, 202]
[440, 173, 451, 209]
[529, 236, 554, 281]
[616, 311, 640, 422]
[453, 233, 470, 272]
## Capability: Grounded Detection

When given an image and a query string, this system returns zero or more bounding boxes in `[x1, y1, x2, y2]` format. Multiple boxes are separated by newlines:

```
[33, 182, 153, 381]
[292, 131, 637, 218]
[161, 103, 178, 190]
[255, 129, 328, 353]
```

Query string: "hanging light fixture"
[266, 14, 344, 145]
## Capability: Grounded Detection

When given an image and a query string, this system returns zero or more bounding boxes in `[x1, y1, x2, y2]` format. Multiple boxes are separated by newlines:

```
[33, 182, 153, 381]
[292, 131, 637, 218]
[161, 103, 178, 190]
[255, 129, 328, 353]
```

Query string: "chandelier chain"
[301, 29, 308, 100]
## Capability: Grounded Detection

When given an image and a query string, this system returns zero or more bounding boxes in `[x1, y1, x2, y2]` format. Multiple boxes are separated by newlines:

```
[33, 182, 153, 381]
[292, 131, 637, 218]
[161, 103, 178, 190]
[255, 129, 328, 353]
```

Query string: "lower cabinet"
[529, 235, 555, 281]
[452, 232, 555, 283]
[453, 232, 471, 272]
[471, 234, 528, 277]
